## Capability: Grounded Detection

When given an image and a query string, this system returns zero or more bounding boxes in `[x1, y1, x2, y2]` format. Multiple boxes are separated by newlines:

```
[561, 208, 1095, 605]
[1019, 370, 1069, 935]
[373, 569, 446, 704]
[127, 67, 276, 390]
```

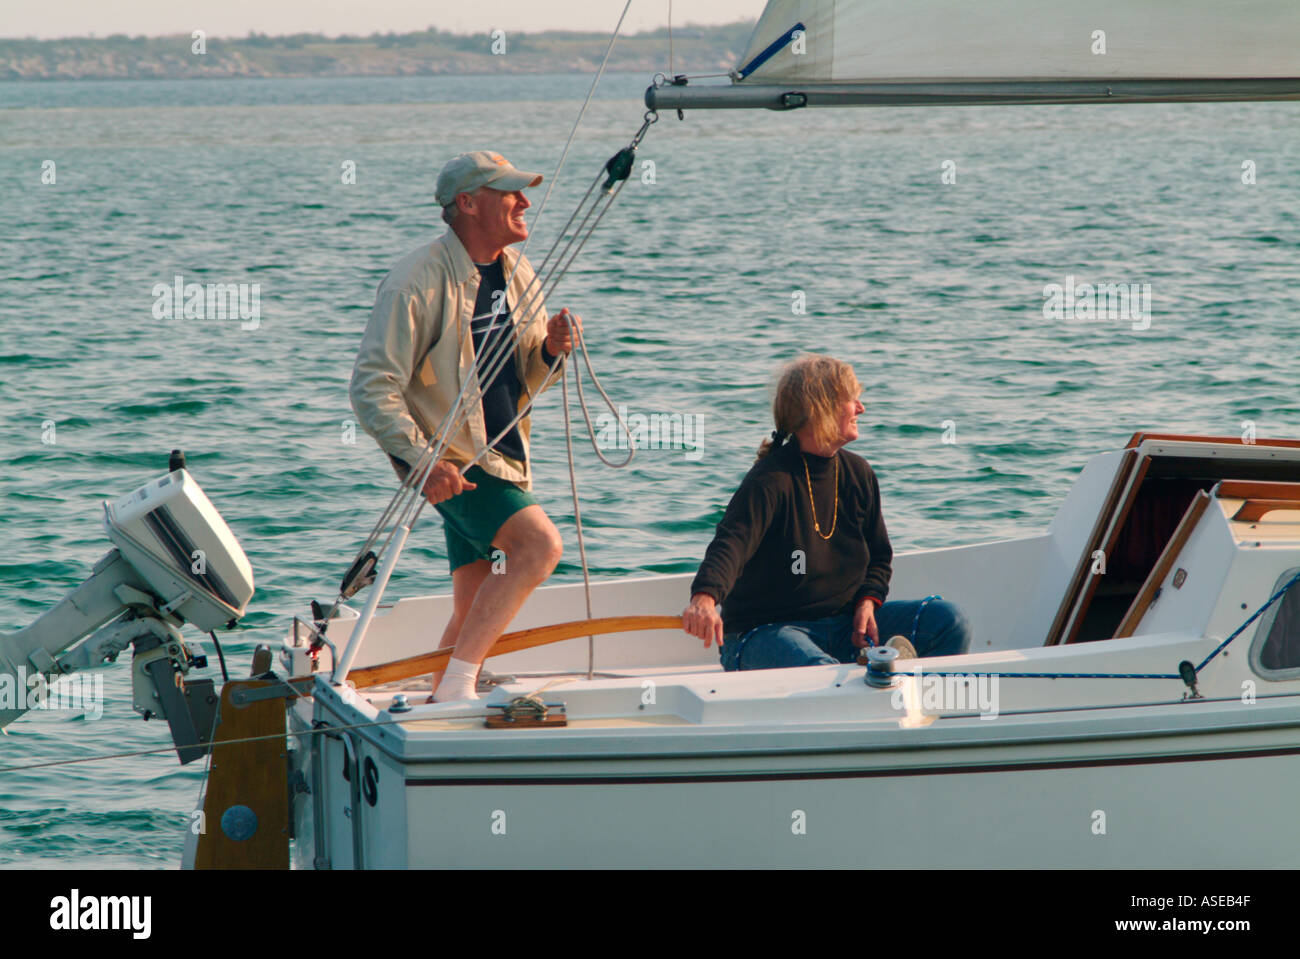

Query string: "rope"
[909, 594, 940, 647]
[397, 0, 635, 501]
[390, 110, 653, 544]
[316, 3, 647, 642]
[398, 109, 655, 517]
[395, 0, 645, 517]
[357, 119, 655, 566]
[557, 308, 640, 679]
[387, 0, 640, 523]
[563, 365, 597, 679]
[1195, 567, 1300, 672]
[326, 137, 650, 684]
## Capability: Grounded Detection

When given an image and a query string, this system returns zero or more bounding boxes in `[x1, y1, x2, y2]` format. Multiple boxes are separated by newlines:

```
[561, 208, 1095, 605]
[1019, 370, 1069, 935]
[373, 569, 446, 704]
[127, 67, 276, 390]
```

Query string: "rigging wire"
[331, 97, 656, 596]
[322, 5, 649, 681]
[330, 13, 645, 597]
[323, 0, 640, 592]
[385, 142, 646, 545]
[334, 151, 636, 615]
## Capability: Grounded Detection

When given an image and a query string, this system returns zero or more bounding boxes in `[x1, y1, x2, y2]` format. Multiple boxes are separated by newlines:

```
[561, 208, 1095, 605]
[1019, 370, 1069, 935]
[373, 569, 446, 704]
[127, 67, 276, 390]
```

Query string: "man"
[350, 150, 582, 702]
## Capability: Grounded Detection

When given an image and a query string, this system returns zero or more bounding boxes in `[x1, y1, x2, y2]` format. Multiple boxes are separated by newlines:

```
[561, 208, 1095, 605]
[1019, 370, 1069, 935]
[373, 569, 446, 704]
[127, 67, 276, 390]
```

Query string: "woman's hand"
[682, 593, 725, 648]
[851, 597, 880, 648]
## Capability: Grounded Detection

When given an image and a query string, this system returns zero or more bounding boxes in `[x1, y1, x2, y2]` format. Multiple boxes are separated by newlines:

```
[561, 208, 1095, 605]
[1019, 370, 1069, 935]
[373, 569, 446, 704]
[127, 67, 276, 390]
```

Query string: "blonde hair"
[757, 354, 860, 460]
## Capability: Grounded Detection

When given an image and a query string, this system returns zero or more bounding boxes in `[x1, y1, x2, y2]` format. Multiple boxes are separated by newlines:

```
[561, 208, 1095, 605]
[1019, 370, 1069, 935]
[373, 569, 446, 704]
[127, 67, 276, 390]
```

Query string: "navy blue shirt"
[471, 258, 526, 463]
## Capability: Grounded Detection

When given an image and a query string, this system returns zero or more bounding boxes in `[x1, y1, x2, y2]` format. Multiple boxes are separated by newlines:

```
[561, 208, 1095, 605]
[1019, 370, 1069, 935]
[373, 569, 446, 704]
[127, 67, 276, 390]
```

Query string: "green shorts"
[432, 465, 536, 572]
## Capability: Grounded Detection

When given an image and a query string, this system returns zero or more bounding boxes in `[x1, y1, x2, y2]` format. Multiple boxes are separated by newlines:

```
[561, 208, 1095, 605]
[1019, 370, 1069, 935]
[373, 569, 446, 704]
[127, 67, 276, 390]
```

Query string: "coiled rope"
[324, 4, 656, 682]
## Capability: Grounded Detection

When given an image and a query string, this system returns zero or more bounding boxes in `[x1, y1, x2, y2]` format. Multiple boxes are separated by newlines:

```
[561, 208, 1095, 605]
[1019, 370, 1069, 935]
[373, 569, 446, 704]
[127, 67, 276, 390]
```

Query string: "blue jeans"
[719, 599, 972, 671]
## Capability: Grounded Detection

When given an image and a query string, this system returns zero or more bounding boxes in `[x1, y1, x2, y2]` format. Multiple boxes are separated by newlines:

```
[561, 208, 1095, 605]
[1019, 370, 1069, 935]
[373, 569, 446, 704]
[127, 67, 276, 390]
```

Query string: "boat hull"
[290, 691, 1300, 869]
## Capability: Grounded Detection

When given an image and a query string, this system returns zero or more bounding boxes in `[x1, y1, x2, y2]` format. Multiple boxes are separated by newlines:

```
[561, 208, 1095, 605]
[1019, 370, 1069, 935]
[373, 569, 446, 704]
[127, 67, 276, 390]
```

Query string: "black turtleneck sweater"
[689, 441, 892, 636]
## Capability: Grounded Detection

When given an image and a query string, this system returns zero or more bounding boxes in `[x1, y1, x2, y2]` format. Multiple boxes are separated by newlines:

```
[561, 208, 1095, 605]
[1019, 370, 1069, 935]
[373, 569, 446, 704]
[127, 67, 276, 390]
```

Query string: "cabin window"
[1253, 568, 1300, 677]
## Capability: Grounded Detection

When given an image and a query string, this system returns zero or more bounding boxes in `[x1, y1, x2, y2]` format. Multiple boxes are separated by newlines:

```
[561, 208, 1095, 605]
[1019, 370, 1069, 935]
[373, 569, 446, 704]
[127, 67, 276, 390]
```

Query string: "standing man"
[350, 151, 582, 702]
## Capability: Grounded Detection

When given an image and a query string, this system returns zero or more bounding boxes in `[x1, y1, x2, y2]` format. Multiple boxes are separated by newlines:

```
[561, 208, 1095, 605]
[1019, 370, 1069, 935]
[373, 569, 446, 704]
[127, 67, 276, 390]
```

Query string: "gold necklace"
[802, 453, 838, 540]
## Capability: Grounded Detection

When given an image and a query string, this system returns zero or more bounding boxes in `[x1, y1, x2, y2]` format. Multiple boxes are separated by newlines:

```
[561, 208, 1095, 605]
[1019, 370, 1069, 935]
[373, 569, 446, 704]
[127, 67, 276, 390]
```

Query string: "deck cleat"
[486, 695, 568, 728]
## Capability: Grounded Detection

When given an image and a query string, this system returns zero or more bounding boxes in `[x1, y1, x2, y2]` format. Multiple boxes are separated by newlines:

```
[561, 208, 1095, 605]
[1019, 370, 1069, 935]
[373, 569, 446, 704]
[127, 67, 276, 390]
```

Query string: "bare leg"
[426, 560, 491, 698]
[440, 559, 492, 650]
[448, 504, 563, 666]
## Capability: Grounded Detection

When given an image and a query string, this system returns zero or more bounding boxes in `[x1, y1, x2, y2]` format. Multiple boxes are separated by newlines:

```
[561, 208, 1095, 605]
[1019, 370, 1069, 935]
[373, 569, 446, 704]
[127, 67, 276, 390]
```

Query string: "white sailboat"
[266, 433, 1300, 868]
[3, 1, 1299, 869]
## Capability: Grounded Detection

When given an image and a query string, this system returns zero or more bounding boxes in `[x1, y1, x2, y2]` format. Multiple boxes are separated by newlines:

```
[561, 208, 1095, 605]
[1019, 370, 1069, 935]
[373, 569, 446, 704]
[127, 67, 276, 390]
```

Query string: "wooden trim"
[1232, 500, 1300, 522]
[1218, 480, 1300, 502]
[1114, 490, 1211, 639]
[1045, 449, 1141, 646]
[1126, 431, 1300, 450]
[1060, 453, 1154, 645]
[348, 615, 683, 689]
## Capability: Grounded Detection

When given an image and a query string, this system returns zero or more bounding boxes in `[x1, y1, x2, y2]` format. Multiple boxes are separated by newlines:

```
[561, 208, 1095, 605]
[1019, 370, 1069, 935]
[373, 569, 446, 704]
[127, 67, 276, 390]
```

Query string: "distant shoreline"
[0, 70, 660, 83]
[0, 23, 754, 81]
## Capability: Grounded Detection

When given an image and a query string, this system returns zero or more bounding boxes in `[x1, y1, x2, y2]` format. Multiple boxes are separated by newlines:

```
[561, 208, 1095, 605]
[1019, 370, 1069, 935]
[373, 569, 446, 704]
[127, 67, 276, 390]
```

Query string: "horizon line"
[0, 19, 758, 44]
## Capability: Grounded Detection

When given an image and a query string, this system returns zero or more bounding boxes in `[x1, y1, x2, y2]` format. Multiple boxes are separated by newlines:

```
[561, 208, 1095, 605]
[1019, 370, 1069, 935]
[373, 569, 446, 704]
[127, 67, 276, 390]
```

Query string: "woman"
[681, 354, 971, 670]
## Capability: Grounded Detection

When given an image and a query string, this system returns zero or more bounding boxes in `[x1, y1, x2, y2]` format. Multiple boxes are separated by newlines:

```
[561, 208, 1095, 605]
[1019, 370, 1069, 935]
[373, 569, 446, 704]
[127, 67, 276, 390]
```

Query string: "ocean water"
[0, 73, 1297, 868]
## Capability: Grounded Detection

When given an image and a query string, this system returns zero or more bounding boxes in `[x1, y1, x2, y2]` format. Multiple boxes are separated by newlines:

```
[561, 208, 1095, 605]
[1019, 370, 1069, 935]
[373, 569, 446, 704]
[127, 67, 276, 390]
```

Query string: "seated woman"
[681, 354, 971, 670]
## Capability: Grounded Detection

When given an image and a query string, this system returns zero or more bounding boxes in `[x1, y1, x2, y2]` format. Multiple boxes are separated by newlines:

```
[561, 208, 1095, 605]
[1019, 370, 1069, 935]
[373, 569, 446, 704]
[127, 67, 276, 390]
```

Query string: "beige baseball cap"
[435, 151, 543, 206]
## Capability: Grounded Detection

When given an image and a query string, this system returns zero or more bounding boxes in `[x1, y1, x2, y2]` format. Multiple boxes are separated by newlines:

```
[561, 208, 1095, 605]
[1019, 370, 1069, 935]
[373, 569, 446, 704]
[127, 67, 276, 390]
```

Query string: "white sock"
[433, 657, 481, 702]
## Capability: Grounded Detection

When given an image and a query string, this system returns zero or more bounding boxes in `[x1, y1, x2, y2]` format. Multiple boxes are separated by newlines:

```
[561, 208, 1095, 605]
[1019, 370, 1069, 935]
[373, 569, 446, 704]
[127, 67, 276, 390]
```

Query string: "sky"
[2, 1, 766, 40]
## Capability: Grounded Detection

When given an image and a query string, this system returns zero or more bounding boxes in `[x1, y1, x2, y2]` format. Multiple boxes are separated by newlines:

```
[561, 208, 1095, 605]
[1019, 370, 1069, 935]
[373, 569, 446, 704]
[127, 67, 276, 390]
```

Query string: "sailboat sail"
[648, 0, 1300, 109]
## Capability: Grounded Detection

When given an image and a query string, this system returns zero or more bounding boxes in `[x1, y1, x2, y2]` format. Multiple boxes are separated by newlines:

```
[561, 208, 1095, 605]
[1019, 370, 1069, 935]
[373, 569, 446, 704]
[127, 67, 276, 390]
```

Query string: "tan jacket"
[349, 229, 561, 490]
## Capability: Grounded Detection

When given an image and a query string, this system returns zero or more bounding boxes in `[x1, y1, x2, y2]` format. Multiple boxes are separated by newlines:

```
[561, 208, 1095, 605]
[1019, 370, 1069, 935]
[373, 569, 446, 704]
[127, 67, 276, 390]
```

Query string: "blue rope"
[910, 594, 940, 647]
[1194, 566, 1300, 673]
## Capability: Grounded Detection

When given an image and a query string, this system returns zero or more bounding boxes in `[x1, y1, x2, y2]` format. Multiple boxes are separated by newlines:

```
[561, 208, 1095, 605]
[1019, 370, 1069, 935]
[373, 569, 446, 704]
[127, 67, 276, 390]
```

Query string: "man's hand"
[682, 592, 725, 648]
[851, 597, 880, 649]
[545, 308, 582, 356]
[420, 460, 476, 505]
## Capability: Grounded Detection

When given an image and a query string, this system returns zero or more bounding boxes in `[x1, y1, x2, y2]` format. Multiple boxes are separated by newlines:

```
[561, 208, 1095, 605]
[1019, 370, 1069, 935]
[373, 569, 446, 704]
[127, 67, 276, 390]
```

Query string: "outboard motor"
[0, 451, 253, 762]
